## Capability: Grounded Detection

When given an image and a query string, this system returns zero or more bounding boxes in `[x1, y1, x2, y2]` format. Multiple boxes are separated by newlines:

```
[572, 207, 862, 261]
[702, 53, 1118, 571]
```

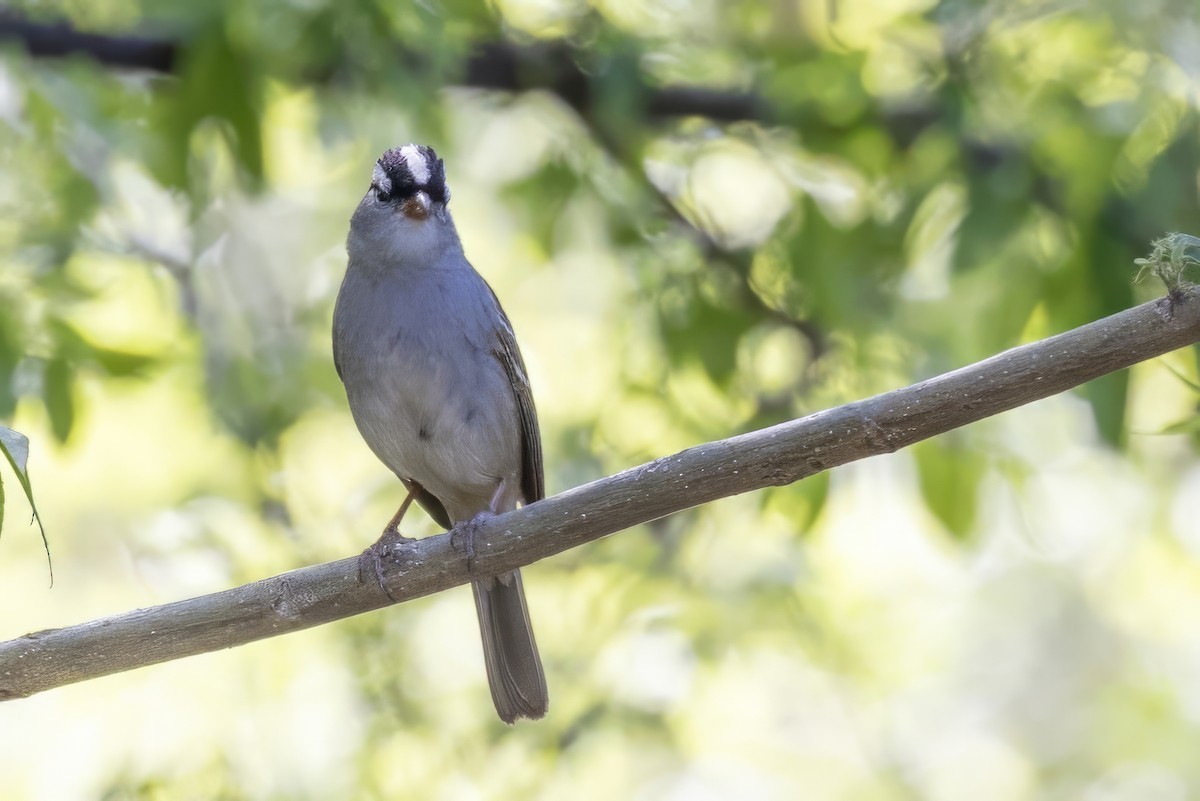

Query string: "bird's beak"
[400, 190, 432, 221]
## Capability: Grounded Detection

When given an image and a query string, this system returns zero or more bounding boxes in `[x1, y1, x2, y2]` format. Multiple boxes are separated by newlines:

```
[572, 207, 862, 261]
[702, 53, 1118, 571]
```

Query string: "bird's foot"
[359, 527, 417, 602]
[379, 518, 417, 547]
[450, 511, 494, 579]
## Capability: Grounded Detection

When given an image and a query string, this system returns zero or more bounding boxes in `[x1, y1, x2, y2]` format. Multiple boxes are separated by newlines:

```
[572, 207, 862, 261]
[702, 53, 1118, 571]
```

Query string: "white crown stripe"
[399, 144, 431, 185]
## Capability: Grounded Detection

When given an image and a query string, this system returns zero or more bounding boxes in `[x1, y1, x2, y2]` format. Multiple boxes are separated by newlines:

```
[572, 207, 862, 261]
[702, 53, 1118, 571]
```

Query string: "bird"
[332, 144, 548, 723]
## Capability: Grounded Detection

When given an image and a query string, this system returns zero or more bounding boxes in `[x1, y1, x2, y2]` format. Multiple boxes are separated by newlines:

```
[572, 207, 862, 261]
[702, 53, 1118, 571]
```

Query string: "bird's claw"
[450, 512, 494, 579]
[359, 528, 416, 602]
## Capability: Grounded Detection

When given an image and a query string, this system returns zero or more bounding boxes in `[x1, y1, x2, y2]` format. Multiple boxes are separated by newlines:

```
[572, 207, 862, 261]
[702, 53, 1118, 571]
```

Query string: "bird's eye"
[372, 183, 392, 203]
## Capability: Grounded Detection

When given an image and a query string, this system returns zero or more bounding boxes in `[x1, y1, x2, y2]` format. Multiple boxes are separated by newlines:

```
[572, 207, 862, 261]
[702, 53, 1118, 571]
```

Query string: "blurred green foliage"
[2, 0, 1200, 798]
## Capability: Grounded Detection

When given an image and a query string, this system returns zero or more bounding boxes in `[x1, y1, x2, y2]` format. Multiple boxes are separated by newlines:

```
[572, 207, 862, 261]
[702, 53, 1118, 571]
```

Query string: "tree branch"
[2, 287, 1198, 700]
[0, 15, 766, 124]
[0, 13, 176, 72]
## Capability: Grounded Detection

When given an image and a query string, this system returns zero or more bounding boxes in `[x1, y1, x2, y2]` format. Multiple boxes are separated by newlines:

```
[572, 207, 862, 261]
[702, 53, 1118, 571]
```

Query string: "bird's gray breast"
[333, 264, 521, 510]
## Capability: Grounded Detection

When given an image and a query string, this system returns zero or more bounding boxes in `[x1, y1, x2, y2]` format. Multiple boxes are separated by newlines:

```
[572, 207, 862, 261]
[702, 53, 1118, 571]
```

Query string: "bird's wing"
[489, 295, 545, 505]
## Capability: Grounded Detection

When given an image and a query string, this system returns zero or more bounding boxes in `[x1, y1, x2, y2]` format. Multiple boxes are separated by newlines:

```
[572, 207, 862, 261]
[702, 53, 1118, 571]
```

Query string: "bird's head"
[349, 144, 457, 264]
[369, 144, 450, 222]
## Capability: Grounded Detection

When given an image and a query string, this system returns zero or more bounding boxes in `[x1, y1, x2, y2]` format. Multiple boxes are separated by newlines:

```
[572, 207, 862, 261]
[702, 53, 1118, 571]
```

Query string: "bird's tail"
[472, 569, 548, 723]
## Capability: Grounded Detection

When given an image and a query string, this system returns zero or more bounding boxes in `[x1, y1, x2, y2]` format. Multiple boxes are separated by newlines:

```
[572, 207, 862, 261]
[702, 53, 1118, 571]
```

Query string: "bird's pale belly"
[346, 366, 519, 521]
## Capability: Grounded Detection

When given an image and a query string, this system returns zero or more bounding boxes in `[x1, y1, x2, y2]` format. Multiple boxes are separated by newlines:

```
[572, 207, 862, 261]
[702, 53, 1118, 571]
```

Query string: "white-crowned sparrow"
[333, 145, 548, 723]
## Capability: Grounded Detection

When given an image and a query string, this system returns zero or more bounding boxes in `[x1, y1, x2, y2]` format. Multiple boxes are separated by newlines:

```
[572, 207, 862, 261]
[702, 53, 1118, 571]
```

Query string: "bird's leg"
[361, 490, 417, 601]
[381, 491, 417, 543]
[486, 479, 507, 516]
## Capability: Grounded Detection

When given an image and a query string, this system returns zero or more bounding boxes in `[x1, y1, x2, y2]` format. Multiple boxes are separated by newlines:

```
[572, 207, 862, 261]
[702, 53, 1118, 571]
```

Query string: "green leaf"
[914, 437, 986, 541]
[1154, 416, 1200, 436]
[1162, 362, 1200, 394]
[48, 318, 160, 378]
[661, 294, 759, 382]
[1134, 232, 1200, 291]
[0, 425, 52, 582]
[1084, 370, 1128, 448]
[89, 347, 159, 378]
[43, 358, 75, 444]
[155, 27, 264, 191]
[955, 164, 1033, 274]
[503, 160, 580, 254]
[766, 471, 830, 536]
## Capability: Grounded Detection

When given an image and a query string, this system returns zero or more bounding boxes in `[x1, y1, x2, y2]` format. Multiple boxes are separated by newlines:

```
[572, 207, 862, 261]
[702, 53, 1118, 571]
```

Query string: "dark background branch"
[2, 286, 1198, 701]
[0, 13, 176, 71]
[0, 15, 768, 124]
